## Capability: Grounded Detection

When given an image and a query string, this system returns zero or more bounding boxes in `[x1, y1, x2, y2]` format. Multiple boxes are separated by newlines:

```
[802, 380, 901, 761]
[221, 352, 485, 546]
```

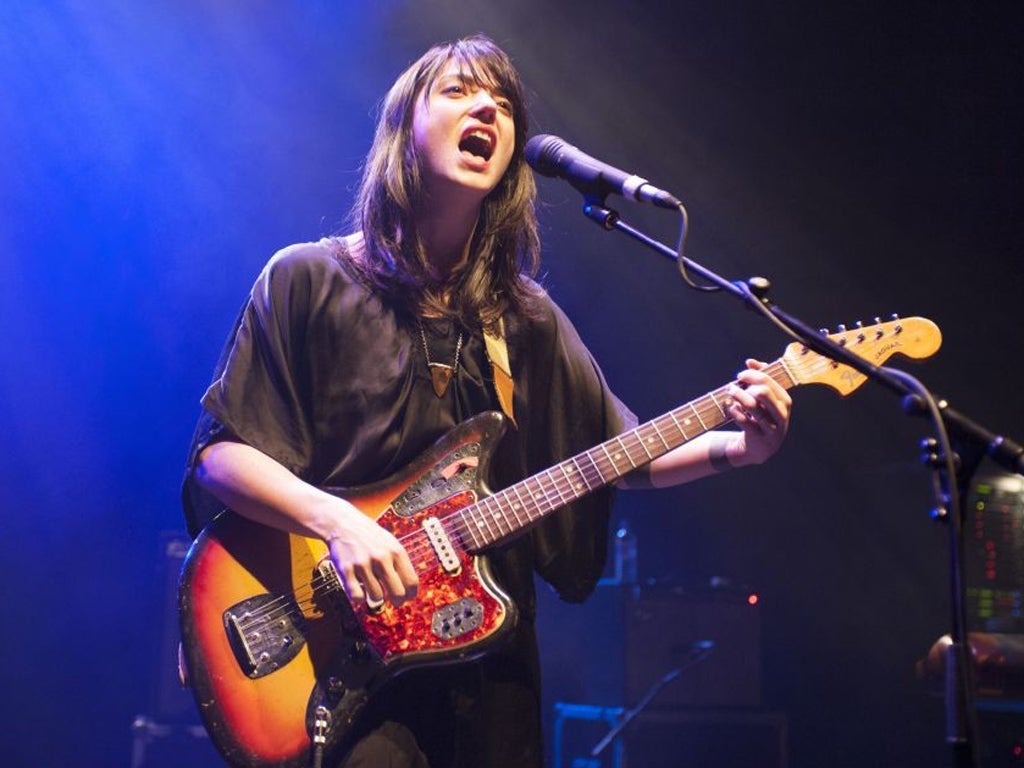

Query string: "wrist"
[710, 432, 754, 472]
[708, 439, 735, 473]
[305, 492, 355, 543]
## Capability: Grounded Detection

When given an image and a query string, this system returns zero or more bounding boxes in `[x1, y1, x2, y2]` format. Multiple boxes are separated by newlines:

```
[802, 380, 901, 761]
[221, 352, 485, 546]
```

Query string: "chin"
[450, 173, 502, 197]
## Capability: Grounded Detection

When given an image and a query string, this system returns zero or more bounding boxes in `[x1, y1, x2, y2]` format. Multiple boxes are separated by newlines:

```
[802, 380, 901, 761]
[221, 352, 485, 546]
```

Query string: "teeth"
[459, 129, 495, 160]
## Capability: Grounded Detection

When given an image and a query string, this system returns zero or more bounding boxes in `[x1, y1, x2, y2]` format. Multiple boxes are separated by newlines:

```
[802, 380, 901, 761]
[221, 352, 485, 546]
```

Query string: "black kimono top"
[181, 238, 635, 768]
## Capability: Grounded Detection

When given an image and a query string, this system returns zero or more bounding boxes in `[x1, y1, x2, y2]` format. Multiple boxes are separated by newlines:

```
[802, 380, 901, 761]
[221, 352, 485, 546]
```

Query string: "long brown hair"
[348, 35, 541, 331]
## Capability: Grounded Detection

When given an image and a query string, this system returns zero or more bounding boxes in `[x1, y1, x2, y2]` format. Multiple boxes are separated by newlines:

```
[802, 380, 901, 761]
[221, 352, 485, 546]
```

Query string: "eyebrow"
[436, 72, 512, 102]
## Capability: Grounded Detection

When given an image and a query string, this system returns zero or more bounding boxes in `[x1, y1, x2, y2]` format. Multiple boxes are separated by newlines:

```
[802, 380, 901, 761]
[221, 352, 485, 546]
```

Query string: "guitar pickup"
[223, 594, 306, 679]
[423, 517, 461, 575]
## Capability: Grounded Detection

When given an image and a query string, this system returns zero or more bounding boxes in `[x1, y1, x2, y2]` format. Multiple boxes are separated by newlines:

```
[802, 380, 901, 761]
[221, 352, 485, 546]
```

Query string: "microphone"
[525, 134, 681, 209]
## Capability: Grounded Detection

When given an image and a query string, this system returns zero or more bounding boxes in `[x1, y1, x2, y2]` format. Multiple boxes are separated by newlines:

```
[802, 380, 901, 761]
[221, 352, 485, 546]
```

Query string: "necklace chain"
[418, 322, 464, 398]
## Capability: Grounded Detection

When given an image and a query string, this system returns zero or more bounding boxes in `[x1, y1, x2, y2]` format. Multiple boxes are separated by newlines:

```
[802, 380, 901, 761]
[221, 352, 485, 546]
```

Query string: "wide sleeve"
[180, 244, 324, 536]
[521, 297, 637, 603]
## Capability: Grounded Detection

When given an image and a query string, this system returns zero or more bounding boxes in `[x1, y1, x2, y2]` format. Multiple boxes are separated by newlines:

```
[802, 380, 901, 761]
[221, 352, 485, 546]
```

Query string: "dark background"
[2, 2, 1022, 766]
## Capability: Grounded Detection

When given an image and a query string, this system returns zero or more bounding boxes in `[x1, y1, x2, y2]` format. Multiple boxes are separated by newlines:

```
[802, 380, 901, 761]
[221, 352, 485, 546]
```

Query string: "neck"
[415, 193, 482, 276]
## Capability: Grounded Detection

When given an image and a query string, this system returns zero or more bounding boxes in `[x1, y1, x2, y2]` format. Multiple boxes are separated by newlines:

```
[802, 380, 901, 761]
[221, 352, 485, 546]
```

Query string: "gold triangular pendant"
[428, 363, 454, 397]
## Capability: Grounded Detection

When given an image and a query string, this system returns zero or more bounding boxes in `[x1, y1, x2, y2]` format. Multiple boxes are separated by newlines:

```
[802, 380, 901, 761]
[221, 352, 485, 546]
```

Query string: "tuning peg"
[819, 328, 829, 335]
[854, 320, 864, 328]
[873, 316, 881, 324]
[837, 323, 847, 333]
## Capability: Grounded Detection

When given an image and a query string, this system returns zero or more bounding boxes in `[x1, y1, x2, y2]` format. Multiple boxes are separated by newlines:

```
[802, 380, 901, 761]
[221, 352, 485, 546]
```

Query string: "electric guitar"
[178, 316, 941, 768]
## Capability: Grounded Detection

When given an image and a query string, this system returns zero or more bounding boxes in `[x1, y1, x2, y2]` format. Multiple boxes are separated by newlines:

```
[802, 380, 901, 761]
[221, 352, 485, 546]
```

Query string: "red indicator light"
[747, 594, 759, 606]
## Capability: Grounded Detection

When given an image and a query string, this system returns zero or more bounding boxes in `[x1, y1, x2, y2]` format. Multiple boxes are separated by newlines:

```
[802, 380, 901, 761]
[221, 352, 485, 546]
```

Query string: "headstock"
[782, 316, 942, 396]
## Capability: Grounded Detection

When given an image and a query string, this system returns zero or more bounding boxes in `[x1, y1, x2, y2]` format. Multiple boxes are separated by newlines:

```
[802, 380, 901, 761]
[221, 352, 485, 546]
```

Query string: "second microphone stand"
[577, 193, 1024, 768]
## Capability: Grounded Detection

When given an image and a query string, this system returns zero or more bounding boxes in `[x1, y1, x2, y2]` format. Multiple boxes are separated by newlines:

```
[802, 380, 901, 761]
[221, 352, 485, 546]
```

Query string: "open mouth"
[459, 128, 495, 162]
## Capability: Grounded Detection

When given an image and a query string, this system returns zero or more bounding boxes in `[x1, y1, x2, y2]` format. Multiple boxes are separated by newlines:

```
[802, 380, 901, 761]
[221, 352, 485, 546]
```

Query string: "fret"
[708, 391, 729, 421]
[667, 410, 690, 441]
[632, 428, 655, 460]
[776, 358, 797, 388]
[510, 483, 533, 523]
[583, 449, 611, 485]
[458, 510, 482, 550]
[650, 419, 671, 451]
[568, 456, 597, 494]
[544, 468, 570, 506]
[483, 494, 513, 537]
[708, 397, 724, 428]
[526, 477, 554, 514]
[687, 402, 708, 431]
[559, 463, 580, 500]
[501, 488, 526, 528]
[473, 501, 498, 544]
[495, 493, 518, 532]
[612, 436, 638, 470]
[599, 442, 621, 477]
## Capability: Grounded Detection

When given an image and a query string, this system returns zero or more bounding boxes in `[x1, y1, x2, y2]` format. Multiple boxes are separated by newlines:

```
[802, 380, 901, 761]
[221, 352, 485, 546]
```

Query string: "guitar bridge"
[431, 598, 484, 640]
[224, 594, 306, 679]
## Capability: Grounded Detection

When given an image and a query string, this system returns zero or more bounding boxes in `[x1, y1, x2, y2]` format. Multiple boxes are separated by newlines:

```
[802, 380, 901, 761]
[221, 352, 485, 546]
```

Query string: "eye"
[495, 98, 514, 114]
[441, 83, 464, 96]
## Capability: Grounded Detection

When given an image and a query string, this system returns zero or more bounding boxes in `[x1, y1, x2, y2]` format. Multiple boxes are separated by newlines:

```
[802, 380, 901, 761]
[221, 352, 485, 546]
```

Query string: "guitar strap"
[483, 317, 516, 428]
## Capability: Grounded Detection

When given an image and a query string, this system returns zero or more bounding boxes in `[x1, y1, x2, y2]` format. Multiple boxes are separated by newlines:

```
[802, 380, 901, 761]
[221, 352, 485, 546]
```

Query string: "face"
[411, 60, 516, 204]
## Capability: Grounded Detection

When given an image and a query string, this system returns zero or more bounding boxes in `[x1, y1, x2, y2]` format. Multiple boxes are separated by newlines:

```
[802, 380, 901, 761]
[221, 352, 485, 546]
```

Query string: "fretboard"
[454, 358, 796, 552]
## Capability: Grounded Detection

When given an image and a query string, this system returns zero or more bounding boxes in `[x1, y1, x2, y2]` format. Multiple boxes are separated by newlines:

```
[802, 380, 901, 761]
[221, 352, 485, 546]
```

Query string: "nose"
[469, 91, 498, 123]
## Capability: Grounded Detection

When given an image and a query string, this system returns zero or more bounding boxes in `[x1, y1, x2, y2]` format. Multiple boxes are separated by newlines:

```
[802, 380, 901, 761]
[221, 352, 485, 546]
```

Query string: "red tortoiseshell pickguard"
[352, 490, 508, 662]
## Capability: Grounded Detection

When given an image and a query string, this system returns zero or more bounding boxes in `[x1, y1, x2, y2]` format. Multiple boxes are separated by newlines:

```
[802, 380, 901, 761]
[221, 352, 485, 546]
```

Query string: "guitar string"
[232, 358, 804, 631]
[232, 357, 803, 630]
[392, 353, 834, 555]
[275, 354, 804, 606]
[428, 357, 801, 551]
[230, 501, 496, 631]
[230, 525, 450, 633]
[230, 352, 838, 631]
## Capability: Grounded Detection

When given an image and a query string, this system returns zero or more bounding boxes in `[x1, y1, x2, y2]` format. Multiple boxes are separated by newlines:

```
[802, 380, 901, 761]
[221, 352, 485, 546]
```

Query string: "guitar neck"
[457, 357, 797, 552]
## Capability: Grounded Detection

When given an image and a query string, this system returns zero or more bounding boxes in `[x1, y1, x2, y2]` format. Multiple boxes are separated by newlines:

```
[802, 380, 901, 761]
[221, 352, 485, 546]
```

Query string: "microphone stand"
[590, 641, 715, 764]
[578, 194, 1024, 768]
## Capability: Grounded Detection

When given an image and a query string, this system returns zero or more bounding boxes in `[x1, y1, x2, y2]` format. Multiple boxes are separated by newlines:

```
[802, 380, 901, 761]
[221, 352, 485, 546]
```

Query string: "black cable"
[674, 201, 718, 292]
[882, 366, 981, 768]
